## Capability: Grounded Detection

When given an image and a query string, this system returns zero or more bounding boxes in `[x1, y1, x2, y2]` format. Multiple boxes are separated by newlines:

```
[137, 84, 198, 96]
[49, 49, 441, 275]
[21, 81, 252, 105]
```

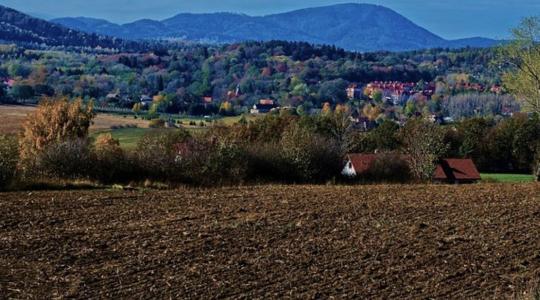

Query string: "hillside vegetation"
[0, 5, 140, 50]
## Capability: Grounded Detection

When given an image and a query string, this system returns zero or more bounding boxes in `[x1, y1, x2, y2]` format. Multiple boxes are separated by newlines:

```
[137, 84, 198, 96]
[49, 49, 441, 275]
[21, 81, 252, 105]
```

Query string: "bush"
[281, 123, 342, 182]
[245, 143, 290, 183]
[135, 129, 191, 181]
[0, 135, 19, 189]
[190, 138, 247, 185]
[364, 152, 411, 183]
[93, 133, 129, 184]
[35, 138, 93, 180]
[149, 119, 165, 128]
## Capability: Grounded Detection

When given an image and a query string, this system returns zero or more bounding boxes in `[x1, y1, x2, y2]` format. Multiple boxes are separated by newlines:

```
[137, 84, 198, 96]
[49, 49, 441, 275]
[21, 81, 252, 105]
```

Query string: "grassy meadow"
[481, 173, 535, 183]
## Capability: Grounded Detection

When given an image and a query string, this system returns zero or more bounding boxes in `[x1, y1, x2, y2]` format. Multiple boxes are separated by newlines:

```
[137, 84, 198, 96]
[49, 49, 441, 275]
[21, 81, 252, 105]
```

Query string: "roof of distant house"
[433, 159, 481, 181]
[4, 79, 15, 87]
[346, 154, 481, 181]
[259, 99, 275, 105]
[347, 154, 378, 174]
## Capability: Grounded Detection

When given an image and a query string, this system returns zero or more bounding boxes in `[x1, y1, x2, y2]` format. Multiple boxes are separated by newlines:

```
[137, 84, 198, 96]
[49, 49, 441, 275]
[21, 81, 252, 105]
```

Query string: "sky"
[0, 0, 538, 39]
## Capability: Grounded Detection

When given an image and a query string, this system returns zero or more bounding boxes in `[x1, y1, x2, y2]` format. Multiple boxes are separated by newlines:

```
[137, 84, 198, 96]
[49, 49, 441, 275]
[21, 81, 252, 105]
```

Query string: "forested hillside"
[0, 5, 141, 50]
[52, 3, 502, 52]
[0, 40, 514, 121]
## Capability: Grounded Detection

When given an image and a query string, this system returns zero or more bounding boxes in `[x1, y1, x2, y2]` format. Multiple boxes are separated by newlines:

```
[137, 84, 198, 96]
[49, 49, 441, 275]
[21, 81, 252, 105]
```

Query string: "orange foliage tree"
[19, 97, 95, 164]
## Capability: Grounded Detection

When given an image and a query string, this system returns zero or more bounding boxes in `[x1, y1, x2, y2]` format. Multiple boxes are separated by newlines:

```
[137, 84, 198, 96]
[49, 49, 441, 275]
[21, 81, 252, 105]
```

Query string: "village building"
[250, 99, 278, 114]
[346, 84, 363, 100]
[140, 95, 153, 107]
[365, 81, 417, 105]
[432, 159, 481, 184]
[342, 153, 481, 183]
[349, 111, 377, 131]
[342, 154, 378, 177]
[2, 78, 15, 92]
[106, 93, 121, 102]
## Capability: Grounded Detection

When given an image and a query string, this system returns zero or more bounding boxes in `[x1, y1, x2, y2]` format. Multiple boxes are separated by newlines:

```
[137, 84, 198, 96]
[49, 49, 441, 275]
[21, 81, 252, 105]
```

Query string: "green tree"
[512, 115, 540, 171]
[457, 118, 491, 163]
[372, 89, 383, 103]
[370, 120, 400, 151]
[10, 84, 34, 100]
[400, 118, 448, 181]
[499, 17, 540, 115]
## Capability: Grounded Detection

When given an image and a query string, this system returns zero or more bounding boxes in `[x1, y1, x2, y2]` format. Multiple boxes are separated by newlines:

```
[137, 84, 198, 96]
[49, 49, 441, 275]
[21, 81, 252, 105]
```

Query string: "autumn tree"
[19, 97, 95, 167]
[499, 17, 540, 115]
[219, 101, 233, 115]
[132, 102, 142, 114]
[400, 118, 448, 181]
[363, 103, 381, 121]
[321, 102, 332, 116]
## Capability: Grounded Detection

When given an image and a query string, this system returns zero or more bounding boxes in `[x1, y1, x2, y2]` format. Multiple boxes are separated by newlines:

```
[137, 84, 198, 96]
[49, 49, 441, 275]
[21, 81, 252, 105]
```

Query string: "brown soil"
[0, 184, 539, 298]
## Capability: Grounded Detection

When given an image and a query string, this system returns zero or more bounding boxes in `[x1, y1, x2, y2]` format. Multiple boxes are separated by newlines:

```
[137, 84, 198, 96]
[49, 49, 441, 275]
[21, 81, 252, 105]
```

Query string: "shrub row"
[4, 126, 343, 188]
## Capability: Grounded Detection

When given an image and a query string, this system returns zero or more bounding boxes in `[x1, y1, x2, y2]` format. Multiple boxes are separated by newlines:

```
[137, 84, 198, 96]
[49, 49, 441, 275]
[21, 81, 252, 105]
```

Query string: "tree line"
[1, 98, 538, 190]
[0, 40, 510, 122]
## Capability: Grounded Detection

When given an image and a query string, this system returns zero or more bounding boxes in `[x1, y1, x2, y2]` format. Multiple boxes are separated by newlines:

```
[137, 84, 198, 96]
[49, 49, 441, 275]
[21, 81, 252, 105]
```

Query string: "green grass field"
[481, 173, 535, 183]
[91, 128, 169, 150]
[90, 114, 261, 150]
[91, 126, 210, 150]
[175, 114, 260, 126]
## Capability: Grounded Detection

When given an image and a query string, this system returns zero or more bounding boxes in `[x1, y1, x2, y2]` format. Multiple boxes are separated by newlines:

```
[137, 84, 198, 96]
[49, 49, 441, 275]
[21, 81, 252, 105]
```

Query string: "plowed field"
[1, 184, 539, 298]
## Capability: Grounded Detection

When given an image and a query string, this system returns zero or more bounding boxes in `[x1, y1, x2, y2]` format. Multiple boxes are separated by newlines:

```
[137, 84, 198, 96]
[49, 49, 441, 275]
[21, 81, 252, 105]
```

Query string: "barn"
[341, 154, 377, 177]
[432, 158, 481, 184]
[342, 154, 481, 183]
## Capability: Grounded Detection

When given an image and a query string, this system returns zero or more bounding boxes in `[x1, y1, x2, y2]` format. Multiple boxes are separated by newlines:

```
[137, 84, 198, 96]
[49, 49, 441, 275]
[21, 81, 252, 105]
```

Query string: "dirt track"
[0, 184, 539, 298]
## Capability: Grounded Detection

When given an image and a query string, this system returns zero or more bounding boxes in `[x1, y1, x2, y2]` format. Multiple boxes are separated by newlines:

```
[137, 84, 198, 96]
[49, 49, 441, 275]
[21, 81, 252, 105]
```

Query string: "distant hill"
[0, 5, 138, 49]
[52, 3, 503, 52]
[447, 37, 505, 49]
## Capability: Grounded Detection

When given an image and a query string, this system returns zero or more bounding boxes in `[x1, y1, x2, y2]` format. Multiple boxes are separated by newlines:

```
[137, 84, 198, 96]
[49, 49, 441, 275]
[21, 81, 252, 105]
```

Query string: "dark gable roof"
[433, 159, 481, 181]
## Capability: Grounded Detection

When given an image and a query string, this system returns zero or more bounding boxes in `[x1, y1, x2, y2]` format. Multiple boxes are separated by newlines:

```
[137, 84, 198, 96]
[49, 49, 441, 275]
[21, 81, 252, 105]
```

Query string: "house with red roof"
[342, 153, 481, 183]
[432, 159, 481, 184]
[342, 154, 378, 177]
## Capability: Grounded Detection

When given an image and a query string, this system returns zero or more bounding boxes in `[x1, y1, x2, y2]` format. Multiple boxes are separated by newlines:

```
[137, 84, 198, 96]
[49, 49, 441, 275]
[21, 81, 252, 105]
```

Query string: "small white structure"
[140, 95, 153, 107]
[341, 154, 377, 177]
[342, 159, 357, 177]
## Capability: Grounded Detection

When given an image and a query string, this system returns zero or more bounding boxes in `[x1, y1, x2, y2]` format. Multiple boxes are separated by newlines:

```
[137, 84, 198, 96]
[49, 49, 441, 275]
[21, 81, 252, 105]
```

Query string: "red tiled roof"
[259, 99, 274, 105]
[347, 154, 378, 174]
[347, 154, 481, 182]
[433, 159, 481, 181]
